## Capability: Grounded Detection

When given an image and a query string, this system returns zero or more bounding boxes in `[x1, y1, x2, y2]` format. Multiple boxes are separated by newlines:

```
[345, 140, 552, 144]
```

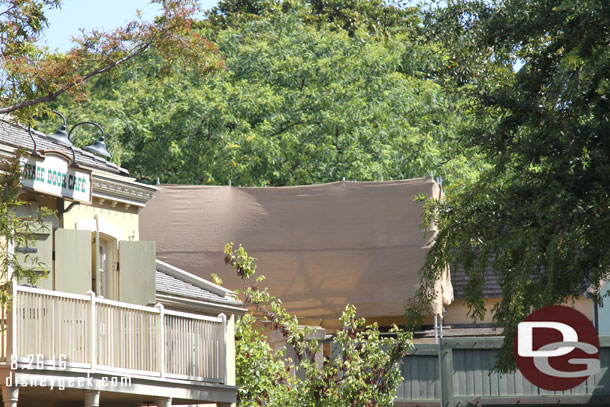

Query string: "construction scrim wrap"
[140, 178, 453, 319]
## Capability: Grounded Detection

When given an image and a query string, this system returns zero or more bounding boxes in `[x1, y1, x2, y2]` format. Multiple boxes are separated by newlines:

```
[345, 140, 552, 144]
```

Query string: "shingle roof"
[0, 118, 128, 175]
[451, 267, 503, 299]
[451, 266, 590, 299]
[156, 267, 242, 306]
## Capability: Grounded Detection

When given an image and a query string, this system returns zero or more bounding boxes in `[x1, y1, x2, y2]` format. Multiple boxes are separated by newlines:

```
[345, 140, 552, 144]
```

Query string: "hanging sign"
[20, 152, 92, 204]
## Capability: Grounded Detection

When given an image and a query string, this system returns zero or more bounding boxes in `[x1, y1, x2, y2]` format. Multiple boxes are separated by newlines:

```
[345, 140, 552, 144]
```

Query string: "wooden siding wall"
[397, 346, 440, 404]
[395, 337, 610, 407]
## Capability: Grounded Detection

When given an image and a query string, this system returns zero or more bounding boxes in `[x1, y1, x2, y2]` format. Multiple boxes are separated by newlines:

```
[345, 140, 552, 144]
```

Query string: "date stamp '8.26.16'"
[6, 354, 132, 390]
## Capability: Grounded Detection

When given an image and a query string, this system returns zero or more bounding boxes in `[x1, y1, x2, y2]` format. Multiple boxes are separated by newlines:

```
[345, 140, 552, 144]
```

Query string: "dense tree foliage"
[207, 0, 415, 36]
[407, 0, 610, 370]
[224, 243, 413, 407]
[40, 0, 480, 186]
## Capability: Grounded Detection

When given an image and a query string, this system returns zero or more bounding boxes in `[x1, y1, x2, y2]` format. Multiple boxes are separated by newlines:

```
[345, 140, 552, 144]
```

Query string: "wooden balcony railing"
[1, 284, 227, 383]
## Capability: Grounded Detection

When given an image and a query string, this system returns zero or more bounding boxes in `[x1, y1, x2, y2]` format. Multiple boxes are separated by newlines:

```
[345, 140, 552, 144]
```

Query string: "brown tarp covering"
[140, 178, 452, 319]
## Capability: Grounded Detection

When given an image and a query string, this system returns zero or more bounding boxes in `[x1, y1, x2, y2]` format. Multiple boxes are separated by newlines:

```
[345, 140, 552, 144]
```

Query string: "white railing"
[164, 310, 226, 382]
[95, 297, 161, 374]
[12, 287, 90, 366]
[4, 284, 227, 383]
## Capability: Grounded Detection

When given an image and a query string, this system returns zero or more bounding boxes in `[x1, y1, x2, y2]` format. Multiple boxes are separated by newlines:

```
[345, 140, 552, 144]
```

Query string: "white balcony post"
[219, 313, 227, 384]
[83, 390, 100, 407]
[7, 246, 15, 363]
[155, 303, 165, 377]
[7, 242, 15, 364]
[88, 290, 97, 372]
[9, 281, 17, 362]
[2, 385, 19, 407]
[155, 397, 172, 407]
[7, 239, 14, 280]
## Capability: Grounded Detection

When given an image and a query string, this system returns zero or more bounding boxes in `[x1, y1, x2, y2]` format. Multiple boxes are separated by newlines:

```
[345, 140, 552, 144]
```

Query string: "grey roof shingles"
[0, 118, 128, 175]
[156, 268, 242, 306]
[451, 267, 503, 299]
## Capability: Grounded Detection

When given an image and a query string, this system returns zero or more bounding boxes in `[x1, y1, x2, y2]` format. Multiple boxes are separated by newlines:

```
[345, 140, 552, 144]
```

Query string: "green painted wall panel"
[397, 353, 440, 401]
[396, 338, 610, 406]
[426, 355, 437, 400]
[54, 228, 92, 294]
[118, 240, 156, 306]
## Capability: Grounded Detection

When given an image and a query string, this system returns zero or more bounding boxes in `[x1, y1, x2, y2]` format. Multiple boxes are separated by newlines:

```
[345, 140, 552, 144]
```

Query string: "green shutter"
[15, 221, 53, 290]
[118, 241, 156, 306]
[54, 228, 92, 294]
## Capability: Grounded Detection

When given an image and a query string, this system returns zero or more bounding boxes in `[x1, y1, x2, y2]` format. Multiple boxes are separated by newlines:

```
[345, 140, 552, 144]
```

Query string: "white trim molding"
[92, 173, 157, 208]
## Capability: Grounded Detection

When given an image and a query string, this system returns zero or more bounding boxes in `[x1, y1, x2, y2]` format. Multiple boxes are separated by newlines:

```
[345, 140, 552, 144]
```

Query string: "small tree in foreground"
[1, 150, 54, 307]
[223, 243, 413, 407]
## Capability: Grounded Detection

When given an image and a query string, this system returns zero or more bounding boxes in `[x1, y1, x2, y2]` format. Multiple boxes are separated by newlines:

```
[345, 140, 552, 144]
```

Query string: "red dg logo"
[513, 305, 600, 391]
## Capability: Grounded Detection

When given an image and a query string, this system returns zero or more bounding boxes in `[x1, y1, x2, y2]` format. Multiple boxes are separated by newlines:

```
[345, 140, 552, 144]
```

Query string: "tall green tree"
[407, 0, 610, 370]
[42, 0, 479, 186]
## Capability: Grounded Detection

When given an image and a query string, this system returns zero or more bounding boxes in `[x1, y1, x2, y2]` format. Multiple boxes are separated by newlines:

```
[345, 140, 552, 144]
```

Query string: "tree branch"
[0, 41, 153, 115]
[270, 120, 303, 137]
[0, 5, 17, 18]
